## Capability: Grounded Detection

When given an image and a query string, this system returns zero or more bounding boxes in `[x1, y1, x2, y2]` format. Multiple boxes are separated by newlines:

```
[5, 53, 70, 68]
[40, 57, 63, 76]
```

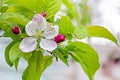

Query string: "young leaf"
[43, 56, 53, 71]
[86, 26, 118, 45]
[67, 42, 100, 80]
[22, 51, 44, 80]
[5, 41, 16, 66]
[5, 41, 31, 69]
[53, 46, 69, 66]
[9, 42, 22, 63]
[14, 58, 19, 71]
[59, 16, 74, 39]
[22, 51, 53, 80]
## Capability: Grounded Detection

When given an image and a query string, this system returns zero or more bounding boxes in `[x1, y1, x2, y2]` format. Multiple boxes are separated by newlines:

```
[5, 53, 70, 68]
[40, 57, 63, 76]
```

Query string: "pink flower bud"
[54, 34, 66, 43]
[12, 26, 20, 35]
[41, 12, 47, 17]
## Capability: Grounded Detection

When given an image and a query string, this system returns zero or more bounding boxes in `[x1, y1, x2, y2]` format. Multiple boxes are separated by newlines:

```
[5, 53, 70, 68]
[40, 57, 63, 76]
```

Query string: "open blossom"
[19, 14, 59, 53]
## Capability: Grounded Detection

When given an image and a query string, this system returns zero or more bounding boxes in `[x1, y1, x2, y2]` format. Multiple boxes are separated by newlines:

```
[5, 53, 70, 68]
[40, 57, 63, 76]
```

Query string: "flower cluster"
[18, 13, 65, 53]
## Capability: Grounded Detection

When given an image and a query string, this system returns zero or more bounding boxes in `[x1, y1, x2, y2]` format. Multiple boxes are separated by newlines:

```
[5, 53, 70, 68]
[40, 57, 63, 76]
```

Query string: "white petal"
[25, 21, 38, 36]
[33, 14, 47, 31]
[40, 39, 57, 51]
[44, 25, 59, 39]
[38, 17, 47, 31]
[19, 37, 37, 53]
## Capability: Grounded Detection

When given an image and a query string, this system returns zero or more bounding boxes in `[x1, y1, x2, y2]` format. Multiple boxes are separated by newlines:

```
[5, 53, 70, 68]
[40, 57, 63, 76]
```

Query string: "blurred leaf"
[86, 25, 118, 45]
[63, 0, 79, 23]
[0, 12, 29, 25]
[59, 16, 74, 39]
[0, 20, 11, 31]
[0, 5, 9, 13]
[0, 0, 6, 8]
[7, 6, 34, 19]
[67, 42, 100, 80]
[6, 0, 40, 12]
[22, 51, 53, 80]
[79, 0, 91, 25]
[74, 26, 89, 39]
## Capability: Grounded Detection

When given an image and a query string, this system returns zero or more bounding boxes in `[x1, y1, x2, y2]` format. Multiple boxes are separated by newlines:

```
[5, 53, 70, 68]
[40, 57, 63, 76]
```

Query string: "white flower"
[19, 14, 59, 53]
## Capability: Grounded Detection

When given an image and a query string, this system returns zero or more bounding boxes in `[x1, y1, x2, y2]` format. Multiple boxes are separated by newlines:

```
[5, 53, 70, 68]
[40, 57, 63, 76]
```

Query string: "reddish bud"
[41, 12, 47, 17]
[12, 26, 20, 35]
[54, 34, 66, 43]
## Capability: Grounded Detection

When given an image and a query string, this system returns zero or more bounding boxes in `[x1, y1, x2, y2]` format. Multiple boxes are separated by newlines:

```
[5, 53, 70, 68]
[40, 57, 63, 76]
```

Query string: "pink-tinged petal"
[40, 39, 57, 51]
[44, 25, 59, 39]
[33, 14, 47, 31]
[25, 21, 38, 36]
[33, 14, 43, 25]
[19, 37, 37, 53]
[38, 17, 47, 31]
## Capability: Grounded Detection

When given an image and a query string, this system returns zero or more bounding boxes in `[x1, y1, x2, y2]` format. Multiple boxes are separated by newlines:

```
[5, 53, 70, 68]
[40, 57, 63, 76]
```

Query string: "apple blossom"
[19, 14, 59, 53]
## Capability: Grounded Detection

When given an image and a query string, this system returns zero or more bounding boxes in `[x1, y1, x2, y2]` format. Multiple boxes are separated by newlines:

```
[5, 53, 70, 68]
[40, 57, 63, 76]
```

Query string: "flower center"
[35, 30, 43, 39]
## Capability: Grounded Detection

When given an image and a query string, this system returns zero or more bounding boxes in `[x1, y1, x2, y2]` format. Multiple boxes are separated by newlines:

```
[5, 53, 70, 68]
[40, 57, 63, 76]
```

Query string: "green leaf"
[5, 41, 16, 66]
[9, 42, 31, 63]
[0, 22, 22, 41]
[5, 41, 32, 69]
[67, 42, 100, 80]
[43, 56, 53, 71]
[7, 6, 34, 19]
[86, 25, 118, 45]
[6, 0, 40, 12]
[0, 12, 29, 25]
[59, 16, 74, 39]
[9, 42, 23, 63]
[22, 51, 53, 80]
[53, 46, 69, 66]
[0, 20, 11, 31]
[0, 5, 9, 13]
[74, 26, 89, 39]
[63, 0, 79, 23]
[38, 0, 62, 22]
[6, 0, 62, 22]
[0, 0, 6, 8]
[79, 0, 91, 25]
[22, 51, 44, 80]
[14, 58, 19, 71]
